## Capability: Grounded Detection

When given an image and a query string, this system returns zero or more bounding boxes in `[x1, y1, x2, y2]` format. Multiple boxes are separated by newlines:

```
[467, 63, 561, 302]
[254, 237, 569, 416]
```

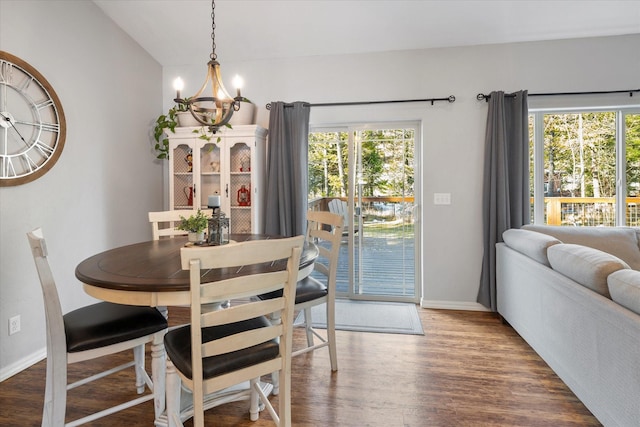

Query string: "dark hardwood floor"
[0, 306, 601, 426]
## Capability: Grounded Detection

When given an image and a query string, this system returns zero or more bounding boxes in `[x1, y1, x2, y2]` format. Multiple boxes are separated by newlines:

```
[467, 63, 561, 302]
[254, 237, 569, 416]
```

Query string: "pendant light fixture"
[173, 0, 241, 133]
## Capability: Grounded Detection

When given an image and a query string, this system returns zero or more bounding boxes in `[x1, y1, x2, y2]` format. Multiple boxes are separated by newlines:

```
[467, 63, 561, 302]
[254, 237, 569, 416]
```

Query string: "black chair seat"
[294, 276, 328, 304]
[164, 316, 279, 380]
[64, 302, 168, 353]
[258, 276, 327, 305]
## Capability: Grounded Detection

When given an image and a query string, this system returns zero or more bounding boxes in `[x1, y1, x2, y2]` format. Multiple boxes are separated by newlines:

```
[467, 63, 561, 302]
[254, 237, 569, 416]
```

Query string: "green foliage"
[532, 112, 640, 201]
[308, 128, 415, 199]
[308, 131, 348, 197]
[176, 209, 209, 233]
[153, 98, 191, 159]
[153, 106, 179, 160]
[542, 112, 616, 197]
[153, 98, 232, 159]
[193, 123, 232, 145]
[625, 114, 640, 195]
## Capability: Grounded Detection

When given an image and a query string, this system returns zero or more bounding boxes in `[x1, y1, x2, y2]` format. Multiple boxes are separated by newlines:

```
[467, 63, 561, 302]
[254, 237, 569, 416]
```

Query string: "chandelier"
[173, 0, 241, 133]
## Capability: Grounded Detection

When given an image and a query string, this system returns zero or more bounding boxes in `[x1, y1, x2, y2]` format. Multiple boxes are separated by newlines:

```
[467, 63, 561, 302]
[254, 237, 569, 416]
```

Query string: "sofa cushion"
[547, 243, 629, 298]
[608, 269, 640, 315]
[522, 225, 640, 270]
[502, 228, 561, 266]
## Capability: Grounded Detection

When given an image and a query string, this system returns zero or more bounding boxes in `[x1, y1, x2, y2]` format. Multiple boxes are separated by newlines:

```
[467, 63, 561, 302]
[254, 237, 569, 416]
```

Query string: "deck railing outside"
[308, 196, 415, 222]
[542, 197, 640, 226]
[311, 196, 640, 227]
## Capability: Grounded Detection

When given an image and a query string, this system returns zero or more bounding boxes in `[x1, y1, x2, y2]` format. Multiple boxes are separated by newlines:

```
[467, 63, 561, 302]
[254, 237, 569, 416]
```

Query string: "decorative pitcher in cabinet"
[183, 186, 194, 206]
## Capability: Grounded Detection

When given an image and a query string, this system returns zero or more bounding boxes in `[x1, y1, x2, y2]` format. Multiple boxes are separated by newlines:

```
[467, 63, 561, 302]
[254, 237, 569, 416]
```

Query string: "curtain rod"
[476, 89, 640, 102]
[266, 95, 456, 110]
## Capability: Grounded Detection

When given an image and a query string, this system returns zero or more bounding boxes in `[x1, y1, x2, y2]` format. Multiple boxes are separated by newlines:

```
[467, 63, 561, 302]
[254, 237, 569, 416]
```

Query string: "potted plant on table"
[176, 209, 209, 242]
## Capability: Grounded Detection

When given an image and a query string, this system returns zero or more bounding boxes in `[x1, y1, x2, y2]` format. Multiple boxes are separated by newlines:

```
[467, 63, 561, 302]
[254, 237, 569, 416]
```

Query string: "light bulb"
[232, 75, 244, 98]
[173, 77, 184, 100]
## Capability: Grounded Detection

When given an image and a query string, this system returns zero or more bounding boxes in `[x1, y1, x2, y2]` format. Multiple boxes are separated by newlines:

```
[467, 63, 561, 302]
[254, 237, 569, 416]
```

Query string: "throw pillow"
[502, 228, 561, 266]
[547, 243, 629, 298]
[608, 269, 640, 315]
[523, 224, 640, 270]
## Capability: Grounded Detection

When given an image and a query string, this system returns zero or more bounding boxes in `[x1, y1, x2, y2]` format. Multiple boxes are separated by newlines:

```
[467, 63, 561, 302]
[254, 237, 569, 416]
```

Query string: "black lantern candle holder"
[207, 211, 230, 246]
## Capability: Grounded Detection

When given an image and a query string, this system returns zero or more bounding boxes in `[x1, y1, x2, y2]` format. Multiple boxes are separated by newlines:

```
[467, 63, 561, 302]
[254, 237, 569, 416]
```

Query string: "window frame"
[530, 105, 640, 226]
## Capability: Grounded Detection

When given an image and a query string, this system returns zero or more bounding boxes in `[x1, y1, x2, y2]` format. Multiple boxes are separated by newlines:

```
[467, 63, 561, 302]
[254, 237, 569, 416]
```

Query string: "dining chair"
[150, 208, 221, 316]
[148, 209, 213, 240]
[259, 210, 344, 375]
[164, 236, 304, 427]
[26, 228, 168, 427]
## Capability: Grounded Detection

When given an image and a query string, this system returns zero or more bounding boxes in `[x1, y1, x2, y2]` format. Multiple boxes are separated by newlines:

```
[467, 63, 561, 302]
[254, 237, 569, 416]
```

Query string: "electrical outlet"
[9, 315, 20, 335]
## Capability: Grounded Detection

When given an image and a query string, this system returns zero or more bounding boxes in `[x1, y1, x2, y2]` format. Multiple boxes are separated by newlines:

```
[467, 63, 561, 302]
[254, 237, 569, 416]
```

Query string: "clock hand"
[0, 112, 28, 146]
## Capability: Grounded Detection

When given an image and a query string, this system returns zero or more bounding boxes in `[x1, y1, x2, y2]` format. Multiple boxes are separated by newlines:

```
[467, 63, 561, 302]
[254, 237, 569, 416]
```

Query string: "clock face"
[0, 51, 66, 186]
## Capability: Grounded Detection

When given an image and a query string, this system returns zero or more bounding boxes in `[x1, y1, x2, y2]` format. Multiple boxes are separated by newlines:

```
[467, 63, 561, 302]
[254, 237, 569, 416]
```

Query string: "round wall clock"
[0, 51, 66, 186]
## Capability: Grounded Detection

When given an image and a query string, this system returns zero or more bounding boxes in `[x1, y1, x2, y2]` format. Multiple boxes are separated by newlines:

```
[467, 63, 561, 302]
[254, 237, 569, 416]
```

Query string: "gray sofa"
[496, 225, 640, 427]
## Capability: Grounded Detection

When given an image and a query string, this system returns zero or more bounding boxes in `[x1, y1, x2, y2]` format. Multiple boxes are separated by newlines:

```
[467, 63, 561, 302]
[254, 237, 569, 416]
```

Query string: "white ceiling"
[93, 0, 640, 66]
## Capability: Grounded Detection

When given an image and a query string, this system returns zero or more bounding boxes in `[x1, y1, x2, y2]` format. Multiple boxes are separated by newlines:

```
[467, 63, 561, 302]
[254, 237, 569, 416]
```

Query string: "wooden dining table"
[74, 233, 317, 426]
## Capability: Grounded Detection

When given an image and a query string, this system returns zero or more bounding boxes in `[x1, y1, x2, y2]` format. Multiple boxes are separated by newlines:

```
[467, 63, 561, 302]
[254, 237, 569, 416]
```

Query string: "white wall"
[164, 33, 640, 311]
[0, 1, 164, 379]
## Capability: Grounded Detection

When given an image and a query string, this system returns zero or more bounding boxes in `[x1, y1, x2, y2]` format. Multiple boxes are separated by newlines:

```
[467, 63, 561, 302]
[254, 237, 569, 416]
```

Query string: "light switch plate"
[434, 193, 451, 205]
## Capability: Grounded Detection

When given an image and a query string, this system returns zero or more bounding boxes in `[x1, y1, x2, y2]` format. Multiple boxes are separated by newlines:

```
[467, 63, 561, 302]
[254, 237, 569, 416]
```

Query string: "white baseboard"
[0, 348, 46, 382]
[420, 299, 492, 312]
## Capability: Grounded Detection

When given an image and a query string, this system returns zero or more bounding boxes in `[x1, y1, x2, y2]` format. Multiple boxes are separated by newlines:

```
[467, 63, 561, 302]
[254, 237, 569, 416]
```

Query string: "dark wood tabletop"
[75, 234, 318, 293]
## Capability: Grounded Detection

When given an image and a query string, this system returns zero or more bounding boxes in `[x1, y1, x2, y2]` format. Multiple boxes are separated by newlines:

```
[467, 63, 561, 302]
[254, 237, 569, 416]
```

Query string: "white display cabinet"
[168, 124, 267, 234]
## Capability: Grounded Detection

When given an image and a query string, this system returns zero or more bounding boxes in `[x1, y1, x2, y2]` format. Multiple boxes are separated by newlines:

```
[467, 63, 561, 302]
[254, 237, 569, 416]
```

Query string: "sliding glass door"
[309, 123, 420, 303]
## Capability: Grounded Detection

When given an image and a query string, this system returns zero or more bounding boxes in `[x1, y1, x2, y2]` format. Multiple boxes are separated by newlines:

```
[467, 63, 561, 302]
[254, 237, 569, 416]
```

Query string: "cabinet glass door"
[227, 141, 253, 233]
[172, 143, 195, 209]
[198, 142, 221, 209]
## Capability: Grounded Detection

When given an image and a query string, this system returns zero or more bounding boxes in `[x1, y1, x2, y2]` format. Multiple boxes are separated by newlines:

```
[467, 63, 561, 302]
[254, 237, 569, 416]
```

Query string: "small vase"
[188, 232, 205, 243]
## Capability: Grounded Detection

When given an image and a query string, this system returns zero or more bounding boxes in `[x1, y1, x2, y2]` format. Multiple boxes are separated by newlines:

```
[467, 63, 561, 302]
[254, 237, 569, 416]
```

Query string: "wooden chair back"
[179, 236, 304, 426]
[148, 209, 212, 240]
[305, 210, 344, 290]
[27, 228, 167, 426]
[27, 229, 67, 424]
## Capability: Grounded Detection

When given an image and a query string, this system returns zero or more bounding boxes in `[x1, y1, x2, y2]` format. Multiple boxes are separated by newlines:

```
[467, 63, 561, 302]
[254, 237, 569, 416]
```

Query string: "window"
[530, 108, 640, 226]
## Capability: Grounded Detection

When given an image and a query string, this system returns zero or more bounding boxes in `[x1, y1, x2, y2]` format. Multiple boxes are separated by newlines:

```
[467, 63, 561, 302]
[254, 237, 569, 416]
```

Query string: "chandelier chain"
[210, 0, 216, 61]
[175, 0, 238, 133]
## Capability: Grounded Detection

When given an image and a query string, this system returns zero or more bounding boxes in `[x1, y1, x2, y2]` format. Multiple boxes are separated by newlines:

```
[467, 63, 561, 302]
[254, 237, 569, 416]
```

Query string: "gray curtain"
[477, 90, 530, 311]
[264, 101, 311, 237]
